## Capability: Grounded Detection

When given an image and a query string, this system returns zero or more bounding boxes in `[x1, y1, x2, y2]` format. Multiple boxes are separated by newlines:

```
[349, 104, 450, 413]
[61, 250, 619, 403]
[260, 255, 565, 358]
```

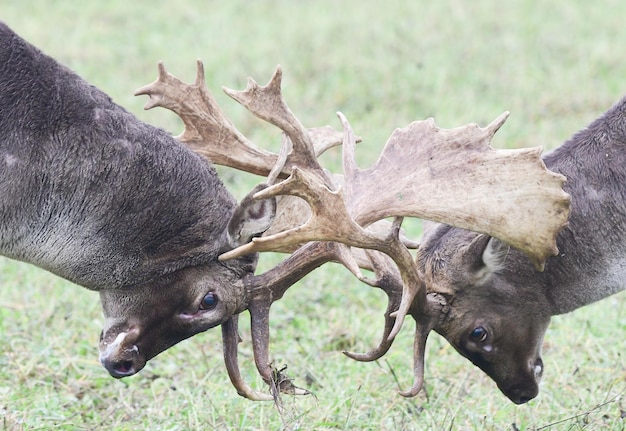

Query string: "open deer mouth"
[108, 360, 135, 378]
[99, 329, 144, 378]
[100, 348, 145, 379]
[135, 62, 570, 400]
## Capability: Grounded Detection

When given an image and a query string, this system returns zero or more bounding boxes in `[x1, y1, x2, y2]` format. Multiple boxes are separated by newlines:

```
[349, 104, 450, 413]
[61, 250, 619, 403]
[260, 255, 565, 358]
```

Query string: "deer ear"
[465, 234, 491, 266]
[471, 235, 509, 275]
[228, 184, 277, 247]
[483, 237, 510, 272]
[463, 234, 500, 279]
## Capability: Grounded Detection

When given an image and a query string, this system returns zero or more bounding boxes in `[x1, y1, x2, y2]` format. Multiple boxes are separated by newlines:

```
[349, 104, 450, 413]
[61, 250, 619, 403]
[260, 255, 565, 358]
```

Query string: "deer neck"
[538, 98, 626, 314]
[0, 105, 234, 291]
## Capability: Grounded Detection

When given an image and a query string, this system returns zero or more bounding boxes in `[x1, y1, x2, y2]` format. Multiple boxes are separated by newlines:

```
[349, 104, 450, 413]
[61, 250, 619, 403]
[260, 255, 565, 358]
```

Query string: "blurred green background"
[1, 1, 625, 430]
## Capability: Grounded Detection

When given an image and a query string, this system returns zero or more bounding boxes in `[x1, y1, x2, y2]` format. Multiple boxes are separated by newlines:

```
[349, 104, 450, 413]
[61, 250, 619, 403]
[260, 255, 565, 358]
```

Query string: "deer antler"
[136, 63, 571, 400]
[134, 61, 346, 177]
[342, 250, 403, 362]
[218, 113, 426, 343]
[341, 111, 569, 270]
[222, 66, 336, 189]
[221, 316, 273, 401]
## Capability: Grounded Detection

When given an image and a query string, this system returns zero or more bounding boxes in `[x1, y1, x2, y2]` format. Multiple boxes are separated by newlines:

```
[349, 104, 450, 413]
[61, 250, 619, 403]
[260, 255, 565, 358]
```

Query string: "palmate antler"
[135, 62, 571, 399]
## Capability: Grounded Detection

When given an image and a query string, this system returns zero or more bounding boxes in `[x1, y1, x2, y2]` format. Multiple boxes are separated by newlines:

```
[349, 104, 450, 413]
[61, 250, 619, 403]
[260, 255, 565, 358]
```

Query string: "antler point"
[195, 59, 206, 85]
[221, 85, 235, 97]
[157, 61, 167, 77]
[487, 111, 511, 135]
[268, 66, 283, 88]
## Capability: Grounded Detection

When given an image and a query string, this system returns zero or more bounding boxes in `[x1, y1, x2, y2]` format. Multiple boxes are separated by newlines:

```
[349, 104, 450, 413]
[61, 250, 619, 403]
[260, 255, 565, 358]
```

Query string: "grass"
[1, 1, 626, 429]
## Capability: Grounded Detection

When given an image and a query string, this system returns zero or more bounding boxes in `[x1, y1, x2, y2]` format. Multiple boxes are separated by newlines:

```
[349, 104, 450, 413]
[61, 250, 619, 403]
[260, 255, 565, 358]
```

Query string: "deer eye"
[469, 326, 488, 343]
[199, 292, 218, 310]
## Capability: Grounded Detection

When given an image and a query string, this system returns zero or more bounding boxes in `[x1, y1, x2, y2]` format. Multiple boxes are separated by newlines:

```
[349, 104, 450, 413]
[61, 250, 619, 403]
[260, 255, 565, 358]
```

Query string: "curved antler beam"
[342, 249, 403, 361]
[221, 316, 273, 401]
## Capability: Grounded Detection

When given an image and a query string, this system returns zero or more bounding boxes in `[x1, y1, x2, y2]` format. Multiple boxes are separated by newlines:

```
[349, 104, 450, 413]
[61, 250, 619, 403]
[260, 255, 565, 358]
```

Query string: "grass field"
[1, 1, 626, 430]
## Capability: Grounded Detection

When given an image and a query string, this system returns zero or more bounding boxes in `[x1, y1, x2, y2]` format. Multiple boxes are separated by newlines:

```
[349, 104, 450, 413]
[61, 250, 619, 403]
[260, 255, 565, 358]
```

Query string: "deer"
[327, 98, 626, 405]
[2, 20, 572, 403]
[0, 21, 278, 380]
[132, 59, 572, 402]
[411, 97, 626, 404]
[364, 97, 626, 405]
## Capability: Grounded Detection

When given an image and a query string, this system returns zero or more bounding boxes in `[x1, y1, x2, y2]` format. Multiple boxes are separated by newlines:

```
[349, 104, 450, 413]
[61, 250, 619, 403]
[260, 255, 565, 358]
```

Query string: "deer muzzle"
[99, 328, 146, 378]
[500, 356, 544, 404]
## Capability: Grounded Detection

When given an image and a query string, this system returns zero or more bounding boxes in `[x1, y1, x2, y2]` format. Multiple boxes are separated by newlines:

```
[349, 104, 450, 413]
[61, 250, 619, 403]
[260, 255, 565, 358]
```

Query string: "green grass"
[1, 1, 626, 430]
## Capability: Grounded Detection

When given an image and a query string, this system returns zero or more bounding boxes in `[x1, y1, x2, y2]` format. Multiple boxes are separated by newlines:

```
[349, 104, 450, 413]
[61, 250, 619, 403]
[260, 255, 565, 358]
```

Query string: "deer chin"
[501, 384, 539, 405]
[484, 352, 543, 404]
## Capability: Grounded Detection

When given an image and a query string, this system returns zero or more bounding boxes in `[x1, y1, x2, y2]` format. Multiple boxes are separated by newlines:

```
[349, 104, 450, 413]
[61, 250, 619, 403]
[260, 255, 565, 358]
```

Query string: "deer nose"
[506, 383, 539, 404]
[502, 358, 543, 404]
[101, 354, 145, 378]
[98, 328, 145, 378]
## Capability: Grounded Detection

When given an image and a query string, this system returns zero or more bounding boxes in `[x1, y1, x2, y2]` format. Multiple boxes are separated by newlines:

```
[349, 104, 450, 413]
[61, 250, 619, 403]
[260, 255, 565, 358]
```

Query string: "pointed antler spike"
[343, 250, 401, 362]
[333, 243, 364, 280]
[338, 111, 358, 182]
[246, 76, 259, 89]
[268, 65, 283, 90]
[157, 61, 167, 78]
[486, 111, 510, 137]
[397, 321, 431, 398]
[398, 293, 448, 397]
[194, 59, 206, 86]
[221, 317, 273, 401]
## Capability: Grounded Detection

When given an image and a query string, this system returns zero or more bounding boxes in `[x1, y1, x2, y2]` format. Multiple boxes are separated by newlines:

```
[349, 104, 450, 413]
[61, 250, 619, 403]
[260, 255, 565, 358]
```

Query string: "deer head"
[135, 61, 571, 400]
[415, 224, 552, 403]
[97, 183, 276, 380]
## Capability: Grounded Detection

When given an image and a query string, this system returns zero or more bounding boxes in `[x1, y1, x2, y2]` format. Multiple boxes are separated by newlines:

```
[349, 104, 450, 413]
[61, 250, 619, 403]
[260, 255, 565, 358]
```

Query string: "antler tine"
[223, 66, 330, 187]
[246, 300, 311, 398]
[135, 62, 348, 178]
[397, 293, 449, 397]
[221, 316, 273, 401]
[342, 248, 452, 399]
[343, 250, 402, 361]
[135, 60, 279, 176]
[397, 321, 430, 398]
[241, 241, 340, 394]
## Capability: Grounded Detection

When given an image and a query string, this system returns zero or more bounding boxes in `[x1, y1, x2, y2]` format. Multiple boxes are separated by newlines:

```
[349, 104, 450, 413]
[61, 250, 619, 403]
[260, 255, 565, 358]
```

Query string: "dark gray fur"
[0, 22, 236, 289]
